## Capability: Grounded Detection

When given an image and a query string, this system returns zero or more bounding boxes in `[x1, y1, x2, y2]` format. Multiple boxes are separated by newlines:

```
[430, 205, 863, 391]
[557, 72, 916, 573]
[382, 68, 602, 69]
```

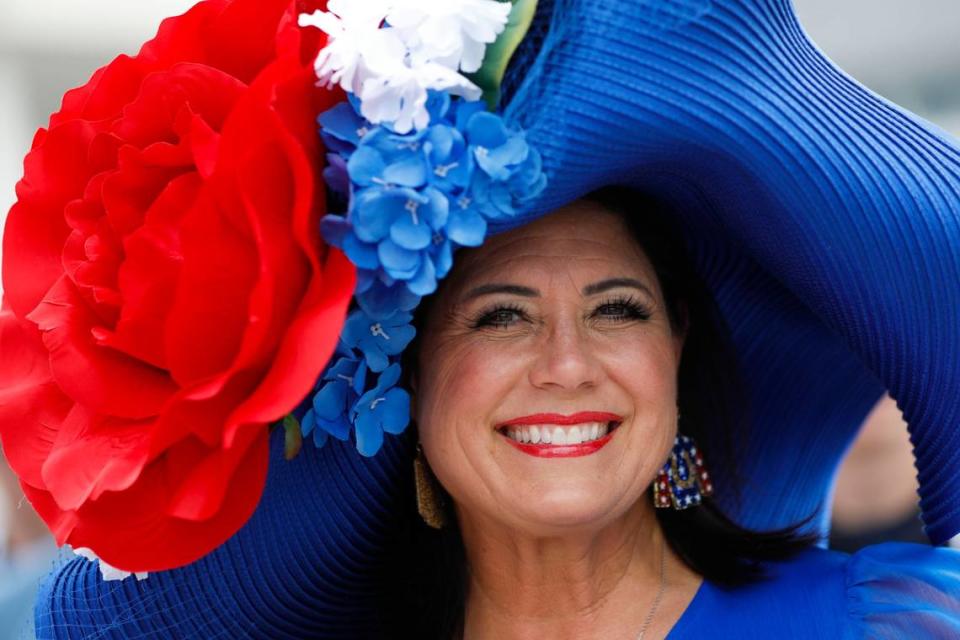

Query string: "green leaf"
[468, 0, 540, 109]
[283, 414, 303, 461]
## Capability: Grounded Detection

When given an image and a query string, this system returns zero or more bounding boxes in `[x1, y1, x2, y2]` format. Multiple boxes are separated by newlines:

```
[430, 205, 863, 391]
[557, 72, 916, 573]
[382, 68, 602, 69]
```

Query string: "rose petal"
[101, 149, 185, 239]
[27, 428, 268, 572]
[27, 275, 177, 419]
[107, 172, 200, 369]
[113, 64, 246, 148]
[19, 483, 79, 546]
[3, 121, 106, 318]
[50, 54, 152, 127]
[0, 304, 72, 489]
[206, 0, 293, 83]
[163, 187, 258, 387]
[164, 423, 263, 521]
[41, 404, 152, 511]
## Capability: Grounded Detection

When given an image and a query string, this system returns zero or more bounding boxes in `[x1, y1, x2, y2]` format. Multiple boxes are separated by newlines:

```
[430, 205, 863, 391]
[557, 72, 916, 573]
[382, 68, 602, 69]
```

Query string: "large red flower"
[0, 0, 354, 571]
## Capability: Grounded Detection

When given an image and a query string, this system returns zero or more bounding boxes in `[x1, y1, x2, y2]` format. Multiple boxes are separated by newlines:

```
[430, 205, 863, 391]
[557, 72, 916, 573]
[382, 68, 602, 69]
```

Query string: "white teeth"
[502, 421, 617, 445]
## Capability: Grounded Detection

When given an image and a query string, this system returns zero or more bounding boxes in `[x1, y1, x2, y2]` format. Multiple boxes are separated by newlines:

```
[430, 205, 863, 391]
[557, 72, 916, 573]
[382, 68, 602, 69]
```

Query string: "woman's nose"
[527, 318, 602, 392]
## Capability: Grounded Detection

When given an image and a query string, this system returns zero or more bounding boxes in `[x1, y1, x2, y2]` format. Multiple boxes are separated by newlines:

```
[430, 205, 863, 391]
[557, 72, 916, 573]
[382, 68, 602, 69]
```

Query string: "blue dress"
[669, 543, 960, 639]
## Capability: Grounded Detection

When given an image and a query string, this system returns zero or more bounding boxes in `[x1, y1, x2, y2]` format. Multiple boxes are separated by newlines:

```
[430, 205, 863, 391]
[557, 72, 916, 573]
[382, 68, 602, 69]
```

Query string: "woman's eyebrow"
[463, 278, 654, 301]
[582, 278, 655, 298]
[463, 283, 539, 300]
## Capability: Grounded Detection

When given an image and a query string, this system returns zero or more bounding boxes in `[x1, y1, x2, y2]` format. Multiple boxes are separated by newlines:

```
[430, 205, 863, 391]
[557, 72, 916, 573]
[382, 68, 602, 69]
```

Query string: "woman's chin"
[501, 489, 635, 535]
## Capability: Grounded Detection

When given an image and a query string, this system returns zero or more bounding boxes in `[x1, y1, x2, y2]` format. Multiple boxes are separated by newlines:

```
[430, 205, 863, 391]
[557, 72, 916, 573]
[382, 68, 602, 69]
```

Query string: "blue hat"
[3, 0, 959, 636]
[496, 0, 960, 543]
[304, 0, 960, 544]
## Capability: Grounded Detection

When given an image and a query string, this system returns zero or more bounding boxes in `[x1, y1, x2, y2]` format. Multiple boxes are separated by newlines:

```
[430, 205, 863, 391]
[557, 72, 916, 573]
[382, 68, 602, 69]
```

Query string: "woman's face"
[414, 201, 685, 536]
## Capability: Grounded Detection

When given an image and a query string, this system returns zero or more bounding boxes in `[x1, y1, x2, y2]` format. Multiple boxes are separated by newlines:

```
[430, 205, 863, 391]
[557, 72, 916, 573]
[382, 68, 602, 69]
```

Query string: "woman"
[395, 191, 814, 638]
[2, 0, 959, 638]
[386, 190, 960, 639]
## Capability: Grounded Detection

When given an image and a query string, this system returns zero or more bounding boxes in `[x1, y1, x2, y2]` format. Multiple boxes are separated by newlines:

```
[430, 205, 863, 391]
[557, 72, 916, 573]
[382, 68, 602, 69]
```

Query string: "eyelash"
[471, 295, 652, 329]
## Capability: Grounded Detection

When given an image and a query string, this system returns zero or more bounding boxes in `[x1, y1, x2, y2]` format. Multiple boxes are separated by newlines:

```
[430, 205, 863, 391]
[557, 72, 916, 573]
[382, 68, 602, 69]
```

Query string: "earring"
[653, 434, 714, 510]
[414, 444, 447, 529]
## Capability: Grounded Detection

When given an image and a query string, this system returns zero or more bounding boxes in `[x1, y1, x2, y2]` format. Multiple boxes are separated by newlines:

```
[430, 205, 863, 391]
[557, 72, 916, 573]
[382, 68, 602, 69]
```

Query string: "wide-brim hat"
[501, 0, 960, 544]
[1, 0, 957, 597]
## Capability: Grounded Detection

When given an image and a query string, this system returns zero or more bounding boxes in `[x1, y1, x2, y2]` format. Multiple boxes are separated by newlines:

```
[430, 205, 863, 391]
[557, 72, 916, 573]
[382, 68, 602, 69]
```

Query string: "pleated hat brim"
[496, 0, 960, 543]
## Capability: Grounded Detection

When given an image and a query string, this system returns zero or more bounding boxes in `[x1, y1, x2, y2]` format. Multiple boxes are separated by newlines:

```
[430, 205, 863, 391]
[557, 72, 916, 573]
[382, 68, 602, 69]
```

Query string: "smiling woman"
[391, 189, 819, 638]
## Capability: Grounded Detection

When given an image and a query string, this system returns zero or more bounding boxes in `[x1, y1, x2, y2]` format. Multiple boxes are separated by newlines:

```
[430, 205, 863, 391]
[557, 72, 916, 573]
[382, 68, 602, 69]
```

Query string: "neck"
[459, 500, 694, 640]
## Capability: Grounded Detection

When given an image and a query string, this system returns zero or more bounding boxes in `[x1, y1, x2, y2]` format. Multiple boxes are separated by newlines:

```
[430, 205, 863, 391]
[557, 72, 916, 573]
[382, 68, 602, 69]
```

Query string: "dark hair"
[384, 186, 819, 639]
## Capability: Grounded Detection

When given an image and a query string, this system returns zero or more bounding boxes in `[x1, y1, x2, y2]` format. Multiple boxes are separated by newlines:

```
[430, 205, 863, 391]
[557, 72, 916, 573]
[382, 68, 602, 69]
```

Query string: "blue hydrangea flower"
[310, 91, 546, 457]
[348, 128, 429, 188]
[445, 194, 488, 247]
[423, 124, 471, 192]
[340, 308, 415, 372]
[466, 111, 531, 181]
[461, 111, 546, 221]
[349, 185, 450, 294]
[300, 410, 328, 448]
[322, 214, 381, 271]
[301, 347, 368, 446]
[355, 272, 422, 320]
[351, 363, 410, 457]
[318, 96, 372, 157]
[426, 228, 454, 279]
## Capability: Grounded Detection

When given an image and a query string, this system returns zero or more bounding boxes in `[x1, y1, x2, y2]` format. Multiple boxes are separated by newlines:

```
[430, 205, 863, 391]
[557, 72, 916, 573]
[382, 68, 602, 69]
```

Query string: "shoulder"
[669, 542, 960, 640]
[843, 542, 960, 639]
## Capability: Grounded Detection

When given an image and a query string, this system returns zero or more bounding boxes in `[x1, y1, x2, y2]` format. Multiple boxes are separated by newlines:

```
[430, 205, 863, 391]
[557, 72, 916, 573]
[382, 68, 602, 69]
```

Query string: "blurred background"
[0, 0, 958, 638]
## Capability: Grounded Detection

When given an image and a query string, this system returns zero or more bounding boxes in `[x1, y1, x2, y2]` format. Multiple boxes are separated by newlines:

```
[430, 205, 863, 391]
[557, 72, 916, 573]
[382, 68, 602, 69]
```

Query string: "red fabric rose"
[0, 0, 354, 571]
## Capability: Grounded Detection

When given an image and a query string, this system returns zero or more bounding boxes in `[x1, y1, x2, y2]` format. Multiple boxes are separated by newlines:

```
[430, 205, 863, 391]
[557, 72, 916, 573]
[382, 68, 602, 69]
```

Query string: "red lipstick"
[497, 412, 623, 458]
[498, 412, 623, 427]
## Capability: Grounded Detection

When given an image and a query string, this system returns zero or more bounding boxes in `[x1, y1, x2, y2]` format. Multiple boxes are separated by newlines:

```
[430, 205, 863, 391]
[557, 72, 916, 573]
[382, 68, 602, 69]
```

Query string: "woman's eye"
[593, 298, 651, 322]
[474, 307, 526, 329]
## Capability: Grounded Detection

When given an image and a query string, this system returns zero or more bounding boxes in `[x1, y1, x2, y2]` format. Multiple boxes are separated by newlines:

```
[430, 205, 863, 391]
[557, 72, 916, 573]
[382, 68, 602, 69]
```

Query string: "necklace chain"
[636, 541, 667, 640]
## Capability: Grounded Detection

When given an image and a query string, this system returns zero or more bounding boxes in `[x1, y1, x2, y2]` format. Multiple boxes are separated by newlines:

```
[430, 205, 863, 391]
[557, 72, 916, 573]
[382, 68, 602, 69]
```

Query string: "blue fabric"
[496, 0, 960, 544]
[669, 543, 960, 639]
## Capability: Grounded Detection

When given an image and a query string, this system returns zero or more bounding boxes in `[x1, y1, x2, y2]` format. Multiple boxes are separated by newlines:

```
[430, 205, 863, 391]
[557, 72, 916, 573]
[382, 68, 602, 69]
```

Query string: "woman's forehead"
[451, 203, 657, 285]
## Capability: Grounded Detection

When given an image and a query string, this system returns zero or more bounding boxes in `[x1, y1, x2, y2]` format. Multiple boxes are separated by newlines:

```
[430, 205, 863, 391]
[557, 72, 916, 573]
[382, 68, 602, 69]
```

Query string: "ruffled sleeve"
[847, 542, 960, 639]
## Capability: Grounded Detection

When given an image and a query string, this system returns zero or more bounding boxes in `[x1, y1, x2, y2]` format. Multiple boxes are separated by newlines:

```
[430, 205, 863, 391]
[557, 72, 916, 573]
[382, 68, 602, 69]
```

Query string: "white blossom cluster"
[299, 0, 512, 133]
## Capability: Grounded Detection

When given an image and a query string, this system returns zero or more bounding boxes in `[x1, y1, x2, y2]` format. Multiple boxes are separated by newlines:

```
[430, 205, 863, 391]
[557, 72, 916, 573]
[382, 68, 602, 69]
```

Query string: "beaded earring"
[414, 444, 447, 529]
[653, 434, 714, 510]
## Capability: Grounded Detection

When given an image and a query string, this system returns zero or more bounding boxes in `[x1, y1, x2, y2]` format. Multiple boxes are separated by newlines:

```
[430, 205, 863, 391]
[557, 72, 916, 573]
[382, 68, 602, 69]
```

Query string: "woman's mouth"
[495, 412, 622, 458]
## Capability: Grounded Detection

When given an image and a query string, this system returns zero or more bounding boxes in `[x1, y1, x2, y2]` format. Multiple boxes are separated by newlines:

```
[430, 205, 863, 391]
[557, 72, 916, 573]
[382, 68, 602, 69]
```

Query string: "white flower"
[73, 547, 149, 582]
[299, 0, 392, 94]
[299, 0, 511, 131]
[387, 0, 513, 73]
[360, 62, 482, 134]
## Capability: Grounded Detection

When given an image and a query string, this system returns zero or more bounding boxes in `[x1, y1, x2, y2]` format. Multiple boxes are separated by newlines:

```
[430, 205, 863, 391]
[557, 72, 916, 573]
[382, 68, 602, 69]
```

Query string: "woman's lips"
[499, 411, 623, 427]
